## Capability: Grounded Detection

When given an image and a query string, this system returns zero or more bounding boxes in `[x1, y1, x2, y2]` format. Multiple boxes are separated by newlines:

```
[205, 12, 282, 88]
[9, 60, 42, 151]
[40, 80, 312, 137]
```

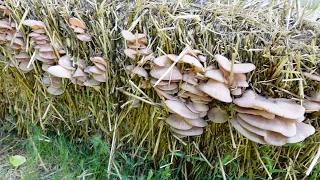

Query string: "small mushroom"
[76, 34, 92, 41]
[22, 20, 45, 29]
[150, 65, 182, 81]
[166, 114, 193, 130]
[204, 70, 224, 82]
[165, 99, 199, 119]
[208, 107, 228, 123]
[215, 54, 256, 74]
[153, 55, 172, 67]
[303, 72, 320, 81]
[69, 17, 86, 29]
[47, 65, 72, 79]
[124, 48, 137, 59]
[47, 86, 64, 96]
[184, 117, 208, 127]
[199, 79, 232, 103]
[234, 105, 275, 119]
[170, 126, 204, 136]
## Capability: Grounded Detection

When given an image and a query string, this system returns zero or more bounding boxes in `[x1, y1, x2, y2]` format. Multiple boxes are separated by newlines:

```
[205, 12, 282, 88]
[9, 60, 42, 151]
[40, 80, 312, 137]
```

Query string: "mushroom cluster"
[303, 72, 320, 112]
[231, 90, 315, 146]
[69, 17, 92, 42]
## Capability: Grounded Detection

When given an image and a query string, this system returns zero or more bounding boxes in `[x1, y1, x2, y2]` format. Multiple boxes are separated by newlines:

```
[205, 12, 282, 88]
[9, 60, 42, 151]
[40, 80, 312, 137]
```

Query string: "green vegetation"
[0, 0, 319, 179]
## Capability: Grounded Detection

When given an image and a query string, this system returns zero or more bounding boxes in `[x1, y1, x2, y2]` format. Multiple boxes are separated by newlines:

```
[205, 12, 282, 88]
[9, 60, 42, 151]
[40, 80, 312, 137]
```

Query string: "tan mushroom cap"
[303, 72, 320, 81]
[223, 72, 249, 87]
[124, 48, 137, 59]
[47, 86, 64, 96]
[231, 88, 242, 96]
[90, 66, 105, 74]
[132, 66, 148, 78]
[92, 73, 106, 82]
[238, 113, 296, 137]
[208, 107, 228, 123]
[181, 82, 205, 96]
[180, 54, 204, 72]
[234, 106, 275, 119]
[150, 65, 182, 81]
[35, 54, 54, 64]
[19, 61, 33, 73]
[58, 55, 75, 70]
[150, 78, 170, 86]
[215, 54, 256, 73]
[121, 30, 145, 41]
[83, 79, 100, 87]
[47, 65, 72, 79]
[170, 126, 204, 136]
[234, 90, 305, 119]
[166, 114, 193, 130]
[35, 35, 49, 41]
[39, 44, 53, 52]
[153, 55, 172, 67]
[204, 70, 224, 82]
[33, 28, 46, 33]
[165, 100, 199, 119]
[69, 17, 86, 29]
[154, 88, 175, 100]
[90, 57, 107, 66]
[76, 34, 92, 41]
[183, 72, 198, 85]
[236, 116, 267, 136]
[14, 52, 30, 60]
[72, 68, 86, 78]
[94, 62, 107, 71]
[22, 20, 45, 29]
[184, 117, 207, 127]
[39, 51, 56, 59]
[303, 100, 320, 112]
[199, 79, 232, 103]
[230, 118, 266, 144]
[193, 102, 209, 112]
[157, 83, 178, 91]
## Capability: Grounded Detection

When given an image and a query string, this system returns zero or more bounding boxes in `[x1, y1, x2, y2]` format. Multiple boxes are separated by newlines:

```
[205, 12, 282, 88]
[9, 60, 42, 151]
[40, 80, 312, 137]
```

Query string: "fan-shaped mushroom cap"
[238, 113, 296, 137]
[215, 54, 255, 73]
[150, 65, 182, 81]
[89, 66, 105, 74]
[35, 35, 49, 41]
[35, 53, 54, 64]
[71, 78, 84, 85]
[204, 70, 225, 82]
[166, 114, 193, 130]
[90, 57, 107, 66]
[199, 111, 207, 118]
[94, 62, 107, 71]
[231, 88, 242, 96]
[303, 72, 320, 81]
[225, 73, 249, 87]
[47, 86, 64, 95]
[234, 90, 305, 119]
[236, 116, 267, 136]
[308, 91, 320, 102]
[39, 44, 53, 52]
[198, 55, 206, 63]
[181, 82, 205, 96]
[184, 117, 208, 127]
[230, 118, 266, 144]
[33, 29, 46, 33]
[124, 48, 137, 59]
[180, 54, 204, 72]
[154, 88, 175, 100]
[157, 83, 178, 91]
[69, 17, 86, 29]
[76, 34, 92, 41]
[186, 102, 200, 114]
[58, 55, 75, 70]
[47, 65, 72, 79]
[153, 55, 172, 67]
[234, 106, 275, 119]
[165, 100, 199, 119]
[193, 102, 209, 112]
[76, 58, 87, 69]
[72, 68, 85, 77]
[19, 61, 33, 73]
[150, 78, 170, 86]
[132, 66, 148, 78]
[199, 79, 232, 103]
[303, 100, 320, 112]
[0, 20, 12, 29]
[83, 79, 100, 87]
[14, 52, 29, 60]
[41, 63, 51, 71]
[92, 73, 106, 82]
[170, 126, 204, 136]
[182, 72, 198, 85]
[121, 30, 145, 41]
[74, 27, 85, 34]
[39, 51, 56, 59]
[22, 20, 45, 29]
[208, 107, 228, 123]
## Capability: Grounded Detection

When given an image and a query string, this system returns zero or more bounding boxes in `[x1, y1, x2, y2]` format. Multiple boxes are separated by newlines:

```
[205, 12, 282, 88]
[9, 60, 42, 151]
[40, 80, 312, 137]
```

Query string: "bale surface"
[0, 0, 320, 179]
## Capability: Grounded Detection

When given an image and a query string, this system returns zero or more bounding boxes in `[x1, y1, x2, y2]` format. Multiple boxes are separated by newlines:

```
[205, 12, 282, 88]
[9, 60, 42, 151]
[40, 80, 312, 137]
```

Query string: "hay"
[1, 0, 320, 178]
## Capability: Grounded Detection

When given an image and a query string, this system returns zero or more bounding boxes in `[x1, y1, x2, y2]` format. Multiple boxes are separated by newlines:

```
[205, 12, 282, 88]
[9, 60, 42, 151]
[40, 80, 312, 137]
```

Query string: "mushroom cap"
[90, 57, 107, 66]
[69, 17, 86, 29]
[94, 62, 107, 71]
[185, 102, 200, 114]
[230, 118, 266, 144]
[154, 88, 175, 100]
[47, 65, 72, 79]
[184, 117, 208, 127]
[150, 65, 182, 81]
[39, 51, 56, 59]
[181, 54, 204, 72]
[165, 100, 199, 119]
[181, 82, 205, 96]
[19, 61, 33, 73]
[132, 66, 148, 78]
[308, 91, 320, 102]
[76, 34, 92, 41]
[92, 73, 106, 82]
[83, 79, 100, 87]
[204, 70, 224, 82]
[89, 66, 105, 74]
[199, 111, 207, 118]
[47, 86, 64, 95]
[72, 68, 86, 78]
[22, 20, 45, 29]
[231, 88, 242, 96]
[39, 44, 53, 52]
[207, 107, 228, 123]
[157, 83, 178, 91]
[58, 55, 75, 70]
[35, 35, 49, 41]
[237, 116, 267, 137]
[153, 55, 172, 67]
[0, 20, 12, 29]
[33, 29, 46, 33]
[225, 73, 249, 87]
[74, 27, 85, 33]
[193, 102, 209, 112]
[124, 48, 137, 59]
[76, 58, 87, 69]
[121, 30, 145, 41]
[234, 105, 275, 119]
[170, 126, 204, 136]
[14, 52, 30, 60]
[198, 55, 207, 63]
[199, 79, 232, 103]
[150, 78, 170, 86]
[303, 100, 320, 112]
[303, 72, 320, 81]
[215, 54, 256, 73]
[183, 72, 198, 85]
[166, 114, 193, 130]
[234, 90, 305, 119]
[28, 32, 40, 37]
[238, 113, 296, 137]
[41, 63, 51, 71]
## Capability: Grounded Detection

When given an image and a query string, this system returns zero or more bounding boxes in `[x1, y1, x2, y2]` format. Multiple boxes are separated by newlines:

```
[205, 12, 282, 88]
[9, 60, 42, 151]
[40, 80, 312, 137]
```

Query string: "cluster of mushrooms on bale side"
[121, 30, 317, 143]
[6, 17, 107, 95]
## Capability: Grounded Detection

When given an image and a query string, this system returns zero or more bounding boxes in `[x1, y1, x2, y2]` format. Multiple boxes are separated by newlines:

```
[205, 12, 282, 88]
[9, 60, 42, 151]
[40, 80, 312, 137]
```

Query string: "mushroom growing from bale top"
[231, 90, 315, 146]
